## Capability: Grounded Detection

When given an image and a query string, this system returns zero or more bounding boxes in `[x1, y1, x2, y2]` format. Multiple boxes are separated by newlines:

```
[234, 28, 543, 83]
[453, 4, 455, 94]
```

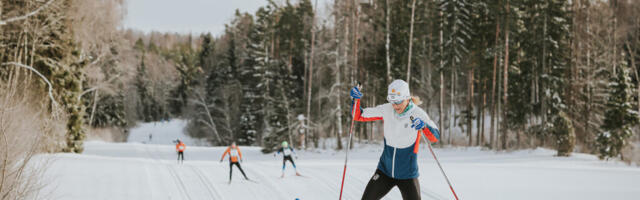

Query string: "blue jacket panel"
[377, 139, 419, 180]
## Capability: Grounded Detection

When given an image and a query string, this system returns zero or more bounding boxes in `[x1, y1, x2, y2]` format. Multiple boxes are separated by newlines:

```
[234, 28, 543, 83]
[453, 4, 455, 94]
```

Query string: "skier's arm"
[274, 147, 283, 157]
[238, 147, 243, 161]
[352, 100, 383, 122]
[220, 148, 229, 161]
[350, 86, 383, 122]
[412, 113, 440, 143]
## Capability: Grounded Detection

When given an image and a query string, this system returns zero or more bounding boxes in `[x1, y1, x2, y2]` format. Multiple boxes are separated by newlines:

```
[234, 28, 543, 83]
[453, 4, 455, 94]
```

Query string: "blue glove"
[411, 117, 426, 131]
[350, 86, 363, 99]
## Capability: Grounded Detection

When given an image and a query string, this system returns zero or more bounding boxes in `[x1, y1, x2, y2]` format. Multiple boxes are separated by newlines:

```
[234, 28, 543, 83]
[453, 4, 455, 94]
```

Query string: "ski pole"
[339, 83, 360, 200]
[412, 116, 460, 200]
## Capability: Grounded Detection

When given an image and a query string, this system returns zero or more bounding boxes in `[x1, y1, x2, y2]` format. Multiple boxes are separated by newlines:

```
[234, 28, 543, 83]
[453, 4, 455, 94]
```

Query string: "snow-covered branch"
[1, 62, 58, 107]
[0, 0, 56, 26]
[189, 91, 223, 143]
[77, 74, 120, 101]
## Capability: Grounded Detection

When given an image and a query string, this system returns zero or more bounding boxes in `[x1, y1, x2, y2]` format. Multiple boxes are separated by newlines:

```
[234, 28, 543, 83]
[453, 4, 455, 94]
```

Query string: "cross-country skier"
[274, 141, 301, 177]
[220, 142, 249, 183]
[176, 139, 186, 164]
[350, 79, 440, 200]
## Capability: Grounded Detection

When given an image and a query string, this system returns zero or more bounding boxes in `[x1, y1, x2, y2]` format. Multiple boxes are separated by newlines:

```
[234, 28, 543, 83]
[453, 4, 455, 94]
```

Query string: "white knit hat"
[387, 79, 410, 103]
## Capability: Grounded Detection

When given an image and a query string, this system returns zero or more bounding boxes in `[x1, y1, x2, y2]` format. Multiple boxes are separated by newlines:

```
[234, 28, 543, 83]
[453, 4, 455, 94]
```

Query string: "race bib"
[230, 149, 239, 157]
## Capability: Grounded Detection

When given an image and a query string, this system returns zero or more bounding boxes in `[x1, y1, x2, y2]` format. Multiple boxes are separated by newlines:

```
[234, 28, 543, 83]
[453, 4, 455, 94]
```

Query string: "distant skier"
[149, 133, 152, 142]
[220, 142, 249, 183]
[350, 79, 440, 200]
[176, 139, 186, 164]
[274, 141, 301, 177]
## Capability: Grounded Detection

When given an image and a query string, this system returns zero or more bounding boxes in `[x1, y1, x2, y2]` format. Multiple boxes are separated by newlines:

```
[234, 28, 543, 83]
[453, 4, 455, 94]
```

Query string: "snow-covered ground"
[39, 120, 640, 200]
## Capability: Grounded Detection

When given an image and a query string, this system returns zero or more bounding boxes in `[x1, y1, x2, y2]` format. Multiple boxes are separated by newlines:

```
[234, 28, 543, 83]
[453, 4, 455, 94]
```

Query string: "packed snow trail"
[38, 120, 640, 200]
[40, 141, 640, 200]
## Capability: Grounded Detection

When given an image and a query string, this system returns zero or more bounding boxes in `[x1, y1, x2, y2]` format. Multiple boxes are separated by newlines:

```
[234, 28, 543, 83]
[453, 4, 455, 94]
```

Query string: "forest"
[2, 0, 640, 180]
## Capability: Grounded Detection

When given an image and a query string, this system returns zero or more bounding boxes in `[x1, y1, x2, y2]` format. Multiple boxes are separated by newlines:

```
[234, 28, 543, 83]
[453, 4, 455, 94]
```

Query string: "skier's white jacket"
[352, 99, 440, 179]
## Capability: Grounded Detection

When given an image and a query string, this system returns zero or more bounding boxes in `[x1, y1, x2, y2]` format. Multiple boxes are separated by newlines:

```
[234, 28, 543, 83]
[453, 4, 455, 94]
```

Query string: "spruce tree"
[553, 111, 575, 156]
[597, 66, 638, 160]
[237, 7, 273, 146]
[135, 54, 153, 122]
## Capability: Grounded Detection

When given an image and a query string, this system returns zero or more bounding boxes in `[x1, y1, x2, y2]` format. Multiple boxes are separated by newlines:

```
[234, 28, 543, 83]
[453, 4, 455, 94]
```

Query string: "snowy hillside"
[38, 121, 640, 200]
[125, 119, 207, 146]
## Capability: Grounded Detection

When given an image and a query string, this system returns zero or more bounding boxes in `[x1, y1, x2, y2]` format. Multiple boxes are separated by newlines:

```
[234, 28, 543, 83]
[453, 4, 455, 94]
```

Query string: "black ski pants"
[177, 152, 184, 163]
[229, 162, 248, 181]
[361, 169, 421, 200]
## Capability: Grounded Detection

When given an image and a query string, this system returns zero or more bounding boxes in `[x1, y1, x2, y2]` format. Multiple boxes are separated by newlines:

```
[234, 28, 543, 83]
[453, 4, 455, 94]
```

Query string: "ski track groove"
[142, 159, 155, 199]
[242, 162, 290, 200]
[143, 145, 193, 200]
[188, 165, 223, 199]
[302, 165, 345, 199]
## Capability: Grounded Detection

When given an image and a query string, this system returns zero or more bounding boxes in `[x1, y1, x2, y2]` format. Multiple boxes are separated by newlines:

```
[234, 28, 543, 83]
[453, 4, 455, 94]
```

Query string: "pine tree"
[521, 0, 572, 149]
[237, 7, 273, 146]
[55, 52, 88, 153]
[200, 33, 216, 72]
[135, 54, 153, 122]
[596, 65, 638, 160]
[553, 111, 575, 156]
[87, 93, 127, 127]
[169, 43, 201, 116]
[261, 60, 296, 152]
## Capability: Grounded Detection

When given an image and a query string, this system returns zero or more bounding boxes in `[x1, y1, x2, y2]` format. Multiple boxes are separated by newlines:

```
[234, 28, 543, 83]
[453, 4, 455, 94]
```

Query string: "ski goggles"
[388, 99, 404, 105]
[387, 94, 408, 105]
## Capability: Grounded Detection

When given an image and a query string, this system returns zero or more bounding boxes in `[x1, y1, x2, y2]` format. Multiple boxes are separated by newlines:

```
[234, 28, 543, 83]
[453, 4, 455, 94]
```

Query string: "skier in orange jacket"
[176, 139, 186, 164]
[220, 142, 249, 183]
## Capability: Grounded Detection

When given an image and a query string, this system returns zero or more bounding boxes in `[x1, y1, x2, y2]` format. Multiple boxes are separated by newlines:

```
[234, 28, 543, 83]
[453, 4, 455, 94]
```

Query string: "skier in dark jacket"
[274, 141, 300, 177]
[351, 79, 440, 200]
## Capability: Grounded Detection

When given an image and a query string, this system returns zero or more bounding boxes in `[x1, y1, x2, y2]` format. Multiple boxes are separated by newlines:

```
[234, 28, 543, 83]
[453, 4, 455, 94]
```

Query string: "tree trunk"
[468, 62, 474, 146]
[449, 63, 455, 145]
[306, 2, 317, 150]
[501, 0, 510, 150]
[335, 0, 345, 150]
[406, 0, 416, 84]
[490, 21, 500, 150]
[385, 0, 392, 84]
[481, 79, 487, 146]
[353, 0, 360, 83]
[89, 90, 99, 126]
[439, 8, 445, 146]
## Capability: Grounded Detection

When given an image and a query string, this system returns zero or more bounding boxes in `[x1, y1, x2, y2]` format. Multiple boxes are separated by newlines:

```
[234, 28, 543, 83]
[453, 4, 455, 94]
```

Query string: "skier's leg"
[236, 163, 249, 179]
[396, 178, 421, 200]
[287, 156, 300, 175]
[288, 156, 297, 169]
[229, 162, 233, 182]
[281, 157, 286, 177]
[282, 157, 287, 170]
[361, 170, 396, 200]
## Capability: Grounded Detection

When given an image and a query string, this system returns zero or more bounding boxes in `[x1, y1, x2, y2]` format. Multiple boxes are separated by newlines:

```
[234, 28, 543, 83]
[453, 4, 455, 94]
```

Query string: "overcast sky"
[123, 0, 333, 36]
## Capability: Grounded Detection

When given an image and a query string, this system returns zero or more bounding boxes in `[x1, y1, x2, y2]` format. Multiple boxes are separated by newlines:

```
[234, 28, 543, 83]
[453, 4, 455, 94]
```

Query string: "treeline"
[2, 0, 640, 162]
[172, 0, 640, 159]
